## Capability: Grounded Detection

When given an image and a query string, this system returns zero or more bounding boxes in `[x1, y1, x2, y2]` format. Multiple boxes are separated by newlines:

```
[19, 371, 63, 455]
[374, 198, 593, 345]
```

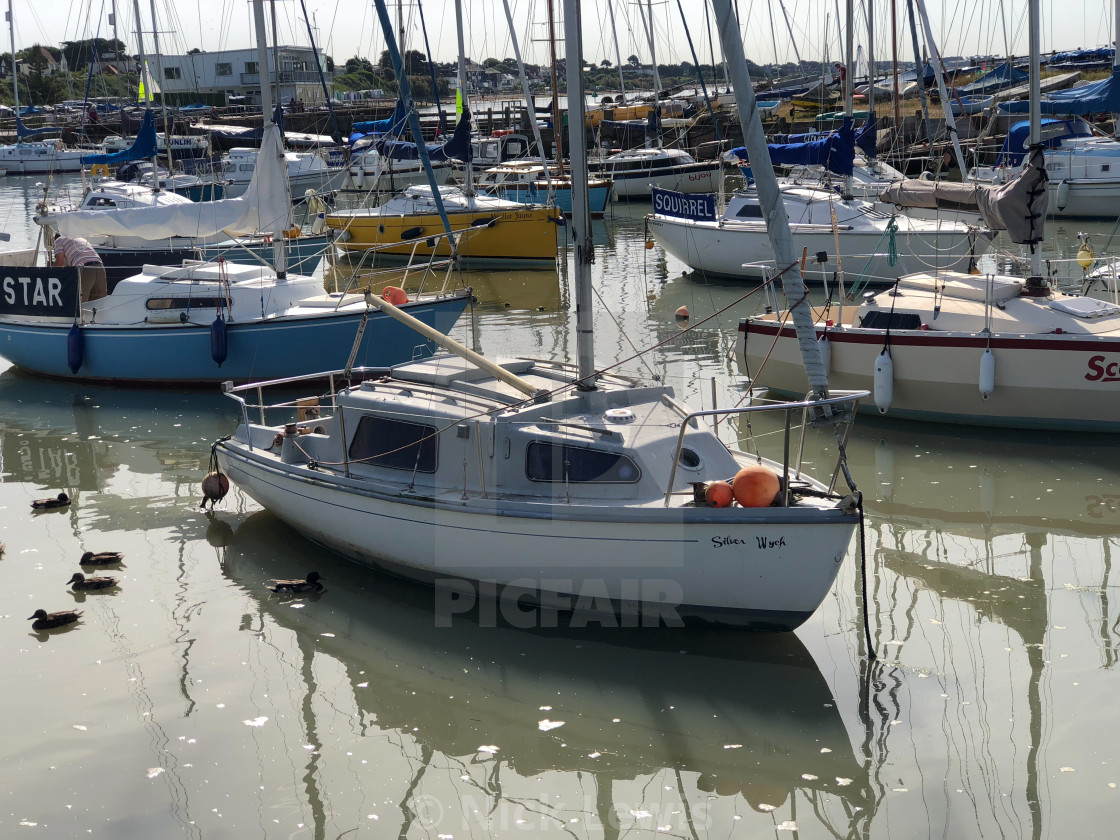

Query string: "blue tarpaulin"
[994, 117, 1093, 166]
[733, 117, 856, 176]
[81, 109, 159, 165]
[999, 66, 1120, 115]
[376, 110, 473, 163]
[855, 115, 877, 158]
[956, 61, 1029, 96]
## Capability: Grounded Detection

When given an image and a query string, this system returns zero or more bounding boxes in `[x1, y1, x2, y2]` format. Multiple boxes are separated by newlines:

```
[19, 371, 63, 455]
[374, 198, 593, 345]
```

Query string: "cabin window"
[525, 441, 640, 484]
[859, 311, 923, 330]
[734, 203, 764, 219]
[348, 415, 438, 473]
[146, 297, 226, 310]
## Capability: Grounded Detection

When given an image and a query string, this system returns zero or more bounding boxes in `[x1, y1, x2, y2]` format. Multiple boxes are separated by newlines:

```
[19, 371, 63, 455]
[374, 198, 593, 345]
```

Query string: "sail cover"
[879, 148, 1048, 245]
[350, 99, 407, 139]
[999, 67, 1120, 116]
[376, 109, 473, 163]
[730, 117, 855, 176]
[80, 109, 158, 165]
[993, 118, 1093, 166]
[47, 124, 292, 240]
[15, 116, 60, 138]
[956, 61, 1028, 96]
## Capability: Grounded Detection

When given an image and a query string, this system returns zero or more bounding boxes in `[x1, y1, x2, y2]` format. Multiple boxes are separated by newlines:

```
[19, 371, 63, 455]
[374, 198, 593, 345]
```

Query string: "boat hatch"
[897, 272, 1022, 303]
[1049, 296, 1120, 318]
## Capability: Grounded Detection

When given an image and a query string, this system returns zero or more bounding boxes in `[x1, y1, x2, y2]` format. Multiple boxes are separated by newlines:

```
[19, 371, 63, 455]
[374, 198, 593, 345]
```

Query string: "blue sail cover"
[956, 61, 1028, 95]
[80, 109, 158, 164]
[350, 99, 407, 140]
[855, 115, 877, 158]
[1048, 47, 1114, 66]
[733, 117, 856, 176]
[999, 66, 1120, 116]
[376, 109, 473, 163]
[16, 115, 60, 138]
[994, 118, 1093, 166]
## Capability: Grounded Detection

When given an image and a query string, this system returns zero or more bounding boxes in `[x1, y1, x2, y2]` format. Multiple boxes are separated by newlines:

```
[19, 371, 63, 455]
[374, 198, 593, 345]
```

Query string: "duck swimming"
[266, 571, 324, 594]
[80, 551, 123, 566]
[28, 608, 82, 630]
[31, 492, 70, 510]
[67, 572, 119, 591]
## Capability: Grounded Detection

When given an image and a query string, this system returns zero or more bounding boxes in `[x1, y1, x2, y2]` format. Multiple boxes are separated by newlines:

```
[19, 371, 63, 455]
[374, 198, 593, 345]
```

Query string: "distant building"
[18, 46, 67, 77]
[155, 46, 333, 107]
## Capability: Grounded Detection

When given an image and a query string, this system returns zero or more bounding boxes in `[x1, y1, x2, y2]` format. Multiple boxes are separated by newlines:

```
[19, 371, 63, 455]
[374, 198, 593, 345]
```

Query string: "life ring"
[90, 163, 110, 177]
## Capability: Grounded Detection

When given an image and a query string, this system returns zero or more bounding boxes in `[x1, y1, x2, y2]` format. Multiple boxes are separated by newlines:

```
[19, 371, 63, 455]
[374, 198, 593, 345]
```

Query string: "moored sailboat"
[211, 0, 869, 630]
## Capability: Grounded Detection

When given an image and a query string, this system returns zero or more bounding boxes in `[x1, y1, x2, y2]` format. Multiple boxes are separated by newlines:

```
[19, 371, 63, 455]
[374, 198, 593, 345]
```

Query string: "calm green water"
[2, 175, 1120, 838]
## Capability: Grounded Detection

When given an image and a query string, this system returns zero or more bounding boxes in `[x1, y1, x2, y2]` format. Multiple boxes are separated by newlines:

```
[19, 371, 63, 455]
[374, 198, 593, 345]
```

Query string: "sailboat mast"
[844, 0, 853, 194]
[453, 0, 473, 195]
[866, 0, 875, 162]
[711, 0, 829, 399]
[131, 0, 161, 185]
[148, 0, 175, 170]
[913, 0, 966, 176]
[110, 0, 123, 113]
[642, 0, 662, 95]
[606, 0, 626, 102]
[6, 0, 17, 120]
[1028, 0, 1041, 278]
[269, 0, 282, 108]
[251, 0, 286, 278]
[501, 0, 550, 190]
[547, 0, 565, 173]
[891, 0, 901, 128]
[561, 0, 595, 388]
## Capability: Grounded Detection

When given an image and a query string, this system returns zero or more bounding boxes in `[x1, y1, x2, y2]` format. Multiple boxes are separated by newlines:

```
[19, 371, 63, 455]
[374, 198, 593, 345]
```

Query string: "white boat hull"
[649, 213, 981, 284]
[740, 318, 1120, 430]
[218, 445, 856, 629]
[605, 162, 720, 197]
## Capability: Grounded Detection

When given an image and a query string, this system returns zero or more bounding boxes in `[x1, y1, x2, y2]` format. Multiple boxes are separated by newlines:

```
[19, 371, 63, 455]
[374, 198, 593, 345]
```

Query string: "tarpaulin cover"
[351, 99, 407, 139]
[376, 110, 473, 163]
[956, 61, 1028, 95]
[999, 67, 1120, 116]
[731, 117, 855, 176]
[993, 118, 1093, 166]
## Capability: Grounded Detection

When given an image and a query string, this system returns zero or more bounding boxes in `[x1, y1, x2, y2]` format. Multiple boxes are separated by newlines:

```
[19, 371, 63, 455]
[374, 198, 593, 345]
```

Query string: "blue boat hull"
[0, 298, 468, 384]
[496, 183, 612, 216]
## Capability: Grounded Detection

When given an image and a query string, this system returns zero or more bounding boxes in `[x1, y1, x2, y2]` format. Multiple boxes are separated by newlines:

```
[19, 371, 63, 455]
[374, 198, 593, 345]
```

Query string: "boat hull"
[649, 214, 979, 285]
[0, 297, 468, 384]
[328, 207, 559, 268]
[216, 444, 856, 630]
[494, 181, 613, 216]
[593, 161, 719, 198]
[740, 318, 1120, 431]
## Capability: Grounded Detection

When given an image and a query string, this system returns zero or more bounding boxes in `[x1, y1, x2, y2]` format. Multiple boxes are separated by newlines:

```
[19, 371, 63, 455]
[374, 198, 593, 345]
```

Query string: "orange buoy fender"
[704, 481, 734, 508]
[675, 305, 689, 320]
[381, 286, 409, 306]
[732, 465, 781, 507]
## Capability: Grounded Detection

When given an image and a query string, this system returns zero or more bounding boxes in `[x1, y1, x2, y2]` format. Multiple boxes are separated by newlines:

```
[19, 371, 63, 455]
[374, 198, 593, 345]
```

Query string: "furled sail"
[44, 124, 292, 240]
[879, 147, 1048, 244]
[80, 109, 158, 165]
[350, 99, 407, 141]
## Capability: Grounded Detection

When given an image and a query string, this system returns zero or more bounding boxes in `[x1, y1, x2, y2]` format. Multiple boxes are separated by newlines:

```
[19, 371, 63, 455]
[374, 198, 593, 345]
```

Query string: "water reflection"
[0, 370, 236, 528]
[219, 511, 873, 838]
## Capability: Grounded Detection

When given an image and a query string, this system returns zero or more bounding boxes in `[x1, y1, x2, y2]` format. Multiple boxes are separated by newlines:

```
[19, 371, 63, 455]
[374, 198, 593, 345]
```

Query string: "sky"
[7, 0, 1115, 70]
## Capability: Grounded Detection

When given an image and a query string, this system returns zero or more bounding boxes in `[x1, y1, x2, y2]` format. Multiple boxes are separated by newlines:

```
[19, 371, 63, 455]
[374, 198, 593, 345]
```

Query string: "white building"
[155, 46, 333, 106]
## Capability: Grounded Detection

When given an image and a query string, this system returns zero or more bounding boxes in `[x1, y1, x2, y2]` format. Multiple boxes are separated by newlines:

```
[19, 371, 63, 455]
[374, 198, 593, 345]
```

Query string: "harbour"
[5, 0, 1120, 832]
[2, 162, 1120, 835]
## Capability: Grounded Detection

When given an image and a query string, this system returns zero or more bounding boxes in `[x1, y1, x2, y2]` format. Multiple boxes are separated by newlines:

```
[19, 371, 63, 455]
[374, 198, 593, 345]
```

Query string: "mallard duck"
[31, 492, 70, 510]
[28, 608, 82, 630]
[267, 571, 324, 594]
[67, 572, 118, 591]
[79, 551, 123, 566]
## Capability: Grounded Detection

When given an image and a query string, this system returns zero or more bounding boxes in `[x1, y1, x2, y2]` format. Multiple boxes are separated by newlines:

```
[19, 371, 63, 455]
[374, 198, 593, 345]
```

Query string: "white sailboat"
[739, 0, 1120, 432]
[211, 0, 869, 630]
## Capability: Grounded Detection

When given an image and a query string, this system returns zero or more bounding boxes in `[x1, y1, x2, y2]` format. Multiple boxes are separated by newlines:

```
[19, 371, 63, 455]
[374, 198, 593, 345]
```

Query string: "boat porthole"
[677, 447, 702, 470]
[378, 224, 385, 234]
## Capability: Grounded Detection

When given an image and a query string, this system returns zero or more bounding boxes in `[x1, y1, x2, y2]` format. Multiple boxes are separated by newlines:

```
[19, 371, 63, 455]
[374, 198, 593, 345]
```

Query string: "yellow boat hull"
[327, 207, 558, 267]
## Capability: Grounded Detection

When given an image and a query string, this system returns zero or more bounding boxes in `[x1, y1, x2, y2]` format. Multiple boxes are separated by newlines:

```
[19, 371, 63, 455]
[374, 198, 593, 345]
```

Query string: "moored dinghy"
[212, 0, 870, 630]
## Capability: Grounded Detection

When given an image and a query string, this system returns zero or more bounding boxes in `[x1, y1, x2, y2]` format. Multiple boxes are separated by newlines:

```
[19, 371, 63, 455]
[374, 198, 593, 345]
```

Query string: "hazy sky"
[8, 0, 1115, 69]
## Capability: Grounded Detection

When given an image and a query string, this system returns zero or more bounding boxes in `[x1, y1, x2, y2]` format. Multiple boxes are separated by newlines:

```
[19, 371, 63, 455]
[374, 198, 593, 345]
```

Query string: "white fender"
[355, 169, 365, 190]
[873, 348, 893, 414]
[979, 347, 995, 399]
[1056, 179, 1070, 212]
[818, 333, 831, 376]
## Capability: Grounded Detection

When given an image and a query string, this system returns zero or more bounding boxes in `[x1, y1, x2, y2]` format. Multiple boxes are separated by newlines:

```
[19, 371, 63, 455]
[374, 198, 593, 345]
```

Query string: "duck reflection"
[220, 511, 873, 839]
